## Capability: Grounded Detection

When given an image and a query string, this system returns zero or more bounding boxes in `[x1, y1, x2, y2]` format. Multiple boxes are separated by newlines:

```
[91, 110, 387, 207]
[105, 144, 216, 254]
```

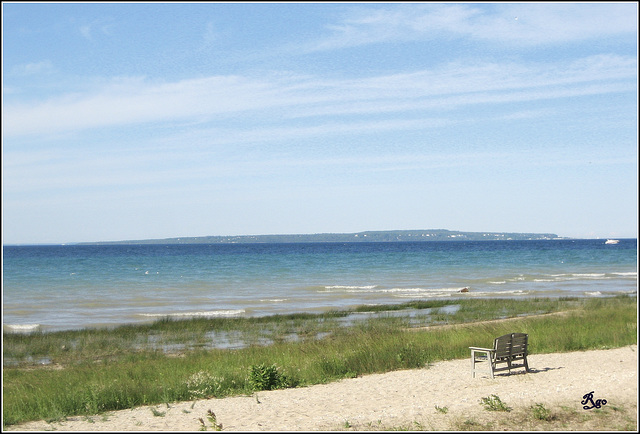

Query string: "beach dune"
[7, 345, 637, 431]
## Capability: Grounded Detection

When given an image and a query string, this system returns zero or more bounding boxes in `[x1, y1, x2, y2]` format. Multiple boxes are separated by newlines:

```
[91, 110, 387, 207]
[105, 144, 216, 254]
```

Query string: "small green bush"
[480, 394, 512, 412]
[248, 363, 291, 391]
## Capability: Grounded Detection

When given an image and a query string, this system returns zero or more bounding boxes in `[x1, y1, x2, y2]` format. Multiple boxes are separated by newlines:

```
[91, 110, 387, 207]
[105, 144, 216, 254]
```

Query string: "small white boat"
[605, 239, 620, 245]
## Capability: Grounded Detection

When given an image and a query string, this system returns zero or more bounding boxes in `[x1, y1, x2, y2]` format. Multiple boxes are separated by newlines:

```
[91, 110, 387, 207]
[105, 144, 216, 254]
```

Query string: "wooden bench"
[469, 333, 530, 378]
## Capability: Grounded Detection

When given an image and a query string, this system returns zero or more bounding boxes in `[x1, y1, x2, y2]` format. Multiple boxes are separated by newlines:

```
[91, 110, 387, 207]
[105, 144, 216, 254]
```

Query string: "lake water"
[2, 239, 636, 332]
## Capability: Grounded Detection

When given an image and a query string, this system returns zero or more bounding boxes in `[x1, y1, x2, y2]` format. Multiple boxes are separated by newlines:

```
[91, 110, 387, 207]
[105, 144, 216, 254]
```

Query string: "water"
[2, 239, 637, 333]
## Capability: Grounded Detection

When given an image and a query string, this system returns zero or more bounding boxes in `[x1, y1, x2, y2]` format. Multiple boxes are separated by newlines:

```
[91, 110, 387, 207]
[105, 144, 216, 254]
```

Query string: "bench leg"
[471, 350, 495, 379]
[471, 354, 475, 378]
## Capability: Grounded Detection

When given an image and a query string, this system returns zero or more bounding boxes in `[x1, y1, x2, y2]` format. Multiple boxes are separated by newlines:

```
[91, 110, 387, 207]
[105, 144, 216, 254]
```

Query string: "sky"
[2, 2, 638, 244]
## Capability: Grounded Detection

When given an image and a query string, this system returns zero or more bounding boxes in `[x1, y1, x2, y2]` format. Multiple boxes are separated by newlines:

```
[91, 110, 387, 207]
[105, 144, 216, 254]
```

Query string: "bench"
[469, 333, 530, 378]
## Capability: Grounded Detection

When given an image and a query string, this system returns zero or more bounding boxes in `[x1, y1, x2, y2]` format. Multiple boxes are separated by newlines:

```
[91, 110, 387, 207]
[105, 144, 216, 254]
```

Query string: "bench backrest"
[494, 333, 528, 358]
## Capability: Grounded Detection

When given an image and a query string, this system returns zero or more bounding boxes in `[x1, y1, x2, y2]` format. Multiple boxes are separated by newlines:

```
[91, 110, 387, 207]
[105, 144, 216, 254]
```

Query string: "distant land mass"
[82, 230, 561, 245]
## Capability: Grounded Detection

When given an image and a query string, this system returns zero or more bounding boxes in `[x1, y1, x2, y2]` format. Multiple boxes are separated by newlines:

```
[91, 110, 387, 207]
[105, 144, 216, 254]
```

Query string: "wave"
[321, 285, 467, 295]
[4, 323, 41, 333]
[525, 272, 636, 283]
[397, 289, 529, 298]
[476, 289, 527, 296]
[380, 287, 465, 294]
[138, 309, 245, 318]
[572, 273, 606, 278]
[323, 285, 378, 291]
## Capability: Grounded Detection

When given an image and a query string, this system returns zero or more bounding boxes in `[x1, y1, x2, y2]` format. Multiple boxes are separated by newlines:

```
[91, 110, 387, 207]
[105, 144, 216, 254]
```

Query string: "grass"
[345, 401, 635, 431]
[198, 409, 222, 431]
[480, 394, 512, 412]
[448, 401, 636, 431]
[530, 403, 553, 421]
[434, 405, 449, 414]
[2, 295, 637, 428]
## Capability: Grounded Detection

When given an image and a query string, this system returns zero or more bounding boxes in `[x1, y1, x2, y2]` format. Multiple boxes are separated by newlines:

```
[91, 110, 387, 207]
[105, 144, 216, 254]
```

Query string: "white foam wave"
[324, 285, 377, 290]
[139, 309, 245, 318]
[466, 290, 527, 297]
[610, 272, 637, 277]
[395, 293, 454, 298]
[388, 287, 472, 298]
[538, 273, 621, 282]
[321, 285, 470, 298]
[585, 291, 602, 296]
[4, 324, 41, 333]
[379, 287, 432, 293]
[509, 276, 526, 281]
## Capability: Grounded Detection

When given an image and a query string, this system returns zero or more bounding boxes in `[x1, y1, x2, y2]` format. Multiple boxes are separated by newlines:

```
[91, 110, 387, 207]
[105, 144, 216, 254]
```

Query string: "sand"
[7, 345, 637, 431]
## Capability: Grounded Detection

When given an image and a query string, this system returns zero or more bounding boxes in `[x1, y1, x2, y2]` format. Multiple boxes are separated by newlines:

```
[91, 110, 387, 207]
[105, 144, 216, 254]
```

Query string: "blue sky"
[2, 2, 638, 244]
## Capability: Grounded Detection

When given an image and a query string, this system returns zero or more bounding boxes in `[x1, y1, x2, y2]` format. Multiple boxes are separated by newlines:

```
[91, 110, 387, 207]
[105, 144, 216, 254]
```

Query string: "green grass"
[480, 394, 512, 412]
[3, 295, 636, 428]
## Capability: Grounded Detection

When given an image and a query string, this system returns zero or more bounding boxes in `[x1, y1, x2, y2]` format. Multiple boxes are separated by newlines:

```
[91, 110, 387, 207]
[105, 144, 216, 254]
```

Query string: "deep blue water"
[2, 239, 637, 332]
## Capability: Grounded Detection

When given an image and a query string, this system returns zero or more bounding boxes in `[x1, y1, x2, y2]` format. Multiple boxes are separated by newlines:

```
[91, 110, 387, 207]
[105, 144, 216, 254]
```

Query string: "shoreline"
[7, 345, 637, 431]
[5, 292, 637, 336]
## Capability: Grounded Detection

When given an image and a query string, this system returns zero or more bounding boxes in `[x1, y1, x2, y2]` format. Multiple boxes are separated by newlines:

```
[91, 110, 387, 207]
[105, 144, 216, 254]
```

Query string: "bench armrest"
[469, 347, 494, 352]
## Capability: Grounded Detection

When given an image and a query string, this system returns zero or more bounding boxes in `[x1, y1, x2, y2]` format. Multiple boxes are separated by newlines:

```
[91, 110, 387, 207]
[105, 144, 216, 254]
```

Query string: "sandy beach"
[7, 344, 637, 431]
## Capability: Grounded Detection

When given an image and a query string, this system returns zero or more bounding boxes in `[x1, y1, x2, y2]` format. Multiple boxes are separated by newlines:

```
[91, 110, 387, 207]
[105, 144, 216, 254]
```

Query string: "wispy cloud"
[78, 18, 115, 40]
[3, 54, 635, 138]
[309, 3, 479, 50]
[318, 3, 637, 51]
[304, 3, 637, 51]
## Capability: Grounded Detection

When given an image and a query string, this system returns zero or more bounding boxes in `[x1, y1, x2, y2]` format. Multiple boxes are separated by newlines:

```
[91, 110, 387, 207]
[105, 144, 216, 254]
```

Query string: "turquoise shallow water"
[2, 239, 637, 332]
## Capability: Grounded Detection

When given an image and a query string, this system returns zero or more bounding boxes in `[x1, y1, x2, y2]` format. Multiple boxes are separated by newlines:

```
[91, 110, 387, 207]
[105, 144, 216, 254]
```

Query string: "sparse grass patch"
[150, 407, 165, 417]
[202, 409, 222, 431]
[449, 401, 636, 431]
[480, 394, 511, 412]
[459, 418, 483, 430]
[434, 405, 448, 414]
[530, 402, 554, 421]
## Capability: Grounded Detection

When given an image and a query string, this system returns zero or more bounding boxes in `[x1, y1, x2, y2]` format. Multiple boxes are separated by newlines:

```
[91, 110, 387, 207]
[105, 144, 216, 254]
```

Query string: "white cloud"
[306, 3, 637, 51]
[475, 3, 638, 45]
[78, 18, 115, 40]
[3, 54, 635, 138]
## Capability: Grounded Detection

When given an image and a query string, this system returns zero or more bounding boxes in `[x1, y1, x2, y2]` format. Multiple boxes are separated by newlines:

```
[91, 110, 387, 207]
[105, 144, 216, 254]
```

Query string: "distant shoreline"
[75, 229, 563, 245]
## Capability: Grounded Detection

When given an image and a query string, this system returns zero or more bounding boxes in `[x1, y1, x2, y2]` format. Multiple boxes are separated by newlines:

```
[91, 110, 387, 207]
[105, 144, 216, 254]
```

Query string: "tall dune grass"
[2, 295, 636, 427]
